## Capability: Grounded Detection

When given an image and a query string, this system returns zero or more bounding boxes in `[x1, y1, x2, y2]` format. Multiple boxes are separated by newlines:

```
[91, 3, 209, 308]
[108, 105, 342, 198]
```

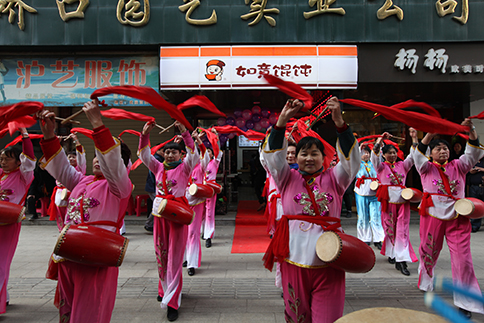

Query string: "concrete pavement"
[3, 211, 484, 322]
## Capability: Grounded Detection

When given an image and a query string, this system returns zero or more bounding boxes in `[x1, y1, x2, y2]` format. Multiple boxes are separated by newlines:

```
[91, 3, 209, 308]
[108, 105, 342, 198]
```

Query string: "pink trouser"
[380, 202, 417, 263]
[418, 214, 484, 314]
[57, 261, 118, 323]
[203, 196, 216, 239]
[281, 262, 345, 323]
[186, 203, 205, 268]
[0, 223, 21, 315]
[154, 216, 188, 310]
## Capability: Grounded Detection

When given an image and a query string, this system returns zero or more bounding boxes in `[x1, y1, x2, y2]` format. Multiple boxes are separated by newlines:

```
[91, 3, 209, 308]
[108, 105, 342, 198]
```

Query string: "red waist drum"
[205, 181, 223, 194]
[455, 197, 484, 219]
[316, 231, 375, 273]
[156, 198, 195, 225]
[189, 183, 215, 199]
[0, 201, 26, 225]
[53, 224, 129, 267]
[401, 188, 423, 203]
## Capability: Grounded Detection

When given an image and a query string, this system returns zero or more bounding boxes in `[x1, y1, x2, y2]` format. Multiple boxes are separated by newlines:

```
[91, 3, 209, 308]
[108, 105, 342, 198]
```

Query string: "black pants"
[469, 185, 484, 231]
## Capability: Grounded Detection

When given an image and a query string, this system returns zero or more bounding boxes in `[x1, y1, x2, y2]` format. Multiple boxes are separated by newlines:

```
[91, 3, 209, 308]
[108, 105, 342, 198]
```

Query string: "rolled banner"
[424, 292, 470, 323]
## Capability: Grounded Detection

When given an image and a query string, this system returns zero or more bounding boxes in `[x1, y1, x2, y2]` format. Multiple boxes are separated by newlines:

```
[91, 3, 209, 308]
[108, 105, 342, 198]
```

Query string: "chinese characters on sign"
[394, 47, 483, 75]
[1, 57, 157, 105]
[235, 63, 313, 78]
[0, 0, 473, 31]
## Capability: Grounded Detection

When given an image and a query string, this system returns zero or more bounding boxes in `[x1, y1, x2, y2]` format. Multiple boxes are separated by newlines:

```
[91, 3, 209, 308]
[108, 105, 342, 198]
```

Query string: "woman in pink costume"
[371, 130, 419, 276]
[414, 119, 484, 319]
[185, 129, 210, 276]
[202, 131, 222, 248]
[138, 120, 198, 322]
[262, 97, 360, 323]
[0, 127, 35, 315]
[37, 100, 133, 323]
[48, 133, 86, 231]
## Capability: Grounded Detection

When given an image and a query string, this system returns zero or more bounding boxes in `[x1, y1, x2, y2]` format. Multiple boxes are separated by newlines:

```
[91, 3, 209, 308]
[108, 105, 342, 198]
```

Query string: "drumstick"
[61, 109, 85, 125]
[390, 135, 405, 140]
[424, 292, 469, 323]
[435, 276, 484, 303]
[55, 117, 81, 125]
[155, 124, 166, 131]
[159, 122, 176, 134]
[306, 106, 329, 130]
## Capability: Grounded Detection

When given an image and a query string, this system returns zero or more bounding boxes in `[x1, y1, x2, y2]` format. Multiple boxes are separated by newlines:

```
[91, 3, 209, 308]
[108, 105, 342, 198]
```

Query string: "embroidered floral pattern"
[155, 235, 168, 281]
[285, 283, 306, 323]
[0, 188, 13, 201]
[293, 184, 333, 216]
[65, 194, 100, 224]
[422, 233, 439, 278]
[432, 179, 459, 195]
[387, 172, 404, 186]
[156, 179, 177, 195]
[384, 212, 396, 246]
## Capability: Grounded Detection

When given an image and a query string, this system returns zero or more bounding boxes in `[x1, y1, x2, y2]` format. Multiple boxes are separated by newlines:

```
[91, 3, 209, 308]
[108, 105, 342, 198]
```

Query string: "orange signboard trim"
[160, 47, 199, 58]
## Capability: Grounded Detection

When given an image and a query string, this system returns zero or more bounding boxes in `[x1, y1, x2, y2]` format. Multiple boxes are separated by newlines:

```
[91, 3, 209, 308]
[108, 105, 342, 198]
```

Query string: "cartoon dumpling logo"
[205, 60, 225, 81]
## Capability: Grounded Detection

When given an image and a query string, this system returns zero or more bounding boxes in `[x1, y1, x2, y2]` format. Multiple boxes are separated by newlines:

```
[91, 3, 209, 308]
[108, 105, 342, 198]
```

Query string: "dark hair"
[1, 147, 21, 162]
[382, 145, 397, 154]
[429, 139, 450, 152]
[67, 150, 77, 156]
[361, 146, 371, 154]
[163, 142, 183, 152]
[120, 142, 131, 167]
[296, 137, 325, 157]
[288, 142, 297, 148]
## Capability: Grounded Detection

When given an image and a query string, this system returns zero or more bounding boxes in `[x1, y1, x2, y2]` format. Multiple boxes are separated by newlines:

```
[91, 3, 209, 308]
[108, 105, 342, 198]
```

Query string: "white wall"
[470, 99, 484, 139]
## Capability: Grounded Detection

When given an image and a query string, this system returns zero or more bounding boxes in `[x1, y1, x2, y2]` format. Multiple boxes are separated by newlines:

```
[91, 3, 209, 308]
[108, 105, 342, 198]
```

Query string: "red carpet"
[231, 200, 272, 254]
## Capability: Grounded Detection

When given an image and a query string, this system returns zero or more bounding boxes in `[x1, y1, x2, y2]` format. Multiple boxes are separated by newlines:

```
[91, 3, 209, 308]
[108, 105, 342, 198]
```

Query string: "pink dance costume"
[414, 139, 484, 314]
[371, 149, 418, 263]
[261, 125, 360, 323]
[185, 146, 210, 269]
[0, 137, 35, 315]
[202, 150, 222, 240]
[40, 126, 132, 323]
[138, 130, 198, 310]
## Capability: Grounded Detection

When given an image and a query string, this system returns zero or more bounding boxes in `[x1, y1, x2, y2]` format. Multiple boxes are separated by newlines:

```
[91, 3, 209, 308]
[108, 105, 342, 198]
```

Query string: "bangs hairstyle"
[1, 146, 21, 162]
[296, 137, 325, 157]
[382, 145, 397, 154]
[67, 150, 77, 156]
[163, 142, 183, 153]
[288, 142, 297, 148]
[361, 145, 371, 154]
[429, 139, 450, 152]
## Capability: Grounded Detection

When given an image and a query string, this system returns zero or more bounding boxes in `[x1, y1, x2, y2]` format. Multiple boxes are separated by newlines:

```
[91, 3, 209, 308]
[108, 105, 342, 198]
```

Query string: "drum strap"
[376, 184, 405, 213]
[385, 162, 403, 186]
[263, 215, 341, 271]
[265, 193, 281, 231]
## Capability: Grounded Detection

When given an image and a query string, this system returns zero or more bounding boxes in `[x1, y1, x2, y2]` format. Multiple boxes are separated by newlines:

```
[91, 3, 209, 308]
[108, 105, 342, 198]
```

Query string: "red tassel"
[263, 75, 313, 111]
[177, 96, 226, 117]
[5, 134, 43, 148]
[70, 127, 93, 140]
[469, 110, 484, 119]
[91, 85, 193, 131]
[118, 129, 141, 138]
[340, 99, 469, 136]
[200, 128, 220, 158]
[101, 108, 155, 123]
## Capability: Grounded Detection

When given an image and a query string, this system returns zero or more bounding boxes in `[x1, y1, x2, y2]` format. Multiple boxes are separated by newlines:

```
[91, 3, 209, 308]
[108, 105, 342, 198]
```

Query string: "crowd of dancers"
[0, 92, 483, 323]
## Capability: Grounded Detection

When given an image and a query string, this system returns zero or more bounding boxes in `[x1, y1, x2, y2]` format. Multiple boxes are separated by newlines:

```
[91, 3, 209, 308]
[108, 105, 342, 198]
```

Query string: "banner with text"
[160, 45, 358, 90]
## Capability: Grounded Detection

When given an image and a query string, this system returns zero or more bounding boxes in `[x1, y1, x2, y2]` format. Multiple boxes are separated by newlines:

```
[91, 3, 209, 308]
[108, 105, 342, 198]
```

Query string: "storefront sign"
[0, 56, 158, 106]
[159, 45, 358, 90]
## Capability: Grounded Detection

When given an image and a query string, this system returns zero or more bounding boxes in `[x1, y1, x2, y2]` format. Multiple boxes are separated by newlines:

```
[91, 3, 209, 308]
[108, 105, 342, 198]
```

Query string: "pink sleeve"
[22, 137, 35, 160]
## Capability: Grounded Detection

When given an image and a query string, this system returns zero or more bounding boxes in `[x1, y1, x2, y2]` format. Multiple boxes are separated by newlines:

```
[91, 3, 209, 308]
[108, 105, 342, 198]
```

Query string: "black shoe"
[205, 238, 212, 248]
[157, 295, 163, 302]
[187, 267, 195, 276]
[144, 225, 153, 233]
[374, 242, 382, 250]
[388, 257, 396, 264]
[395, 262, 410, 276]
[28, 214, 39, 221]
[459, 308, 472, 319]
[281, 292, 284, 298]
[182, 260, 187, 267]
[167, 306, 179, 321]
[344, 211, 352, 218]
[472, 227, 479, 233]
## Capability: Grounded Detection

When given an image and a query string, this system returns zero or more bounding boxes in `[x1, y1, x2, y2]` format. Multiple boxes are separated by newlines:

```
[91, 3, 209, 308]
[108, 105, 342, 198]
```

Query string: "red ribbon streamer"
[177, 95, 226, 117]
[263, 74, 313, 111]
